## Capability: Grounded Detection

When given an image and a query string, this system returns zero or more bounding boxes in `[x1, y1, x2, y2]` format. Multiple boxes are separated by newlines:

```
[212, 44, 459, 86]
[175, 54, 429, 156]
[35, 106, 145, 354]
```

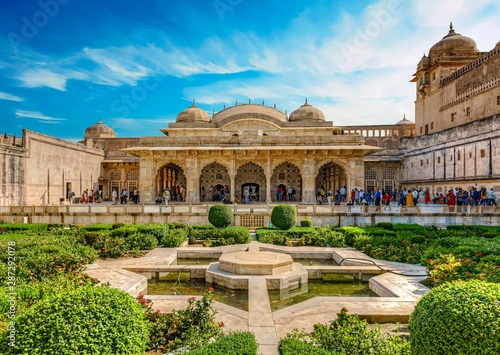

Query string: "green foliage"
[336, 226, 367, 246]
[375, 222, 394, 230]
[410, 280, 500, 355]
[300, 219, 313, 227]
[208, 204, 234, 228]
[220, 226, 251, 244]
[126, 232, 158, 250]
[271, 204, 297, 230]
[136, 224, 169, 244]
[110, 225, 139, 238]
[162, 228, 188, 247]
[0, 223, 47, 234]
[256, 227, 345, 247]
[0, 236, 98, 282]
[281, 308, 410, 355]
[1, 286, 149, 354]
[188, 332, 258, 355]
[279, 338, 333, 355]
[140, 289, 222, 353]
[81, 223, 113, 231]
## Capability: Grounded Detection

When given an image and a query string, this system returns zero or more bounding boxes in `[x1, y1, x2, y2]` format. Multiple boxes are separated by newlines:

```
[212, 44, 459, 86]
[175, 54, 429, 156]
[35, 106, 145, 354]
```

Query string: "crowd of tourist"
[315, 186, 497, 207]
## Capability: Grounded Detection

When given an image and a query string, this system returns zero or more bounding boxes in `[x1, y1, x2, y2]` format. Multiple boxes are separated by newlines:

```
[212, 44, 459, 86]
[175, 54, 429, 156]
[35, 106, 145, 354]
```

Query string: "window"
[432, 72, 436, 81]
[457, 151, 461, 161]
[497, 95, 500, 105]
[420, 127, 423, 134]
[420, 160, 424, 166]
[437, 157, 441, 164]
[469, 152, 472, 159]
[480, 149, 486, 158]
[450, 154, 453, 161]
[431, 122, 434, 129]
[451, 113, 456, 122]
[426, 159, 429, 165]
[466, 107, 471, 116]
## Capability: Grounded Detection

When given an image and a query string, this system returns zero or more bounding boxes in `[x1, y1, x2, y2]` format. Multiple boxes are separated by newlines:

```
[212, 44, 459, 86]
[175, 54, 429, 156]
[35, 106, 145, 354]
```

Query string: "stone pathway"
[85, 244, 428, 355]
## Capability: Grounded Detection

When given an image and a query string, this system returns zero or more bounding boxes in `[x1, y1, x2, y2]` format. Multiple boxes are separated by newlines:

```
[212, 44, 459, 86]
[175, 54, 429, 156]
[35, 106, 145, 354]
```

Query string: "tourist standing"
[112, 189, 117, 205]
[327, 189, 333, 206]
[163, 188, 170, 206]
[340, 186, 347, 202]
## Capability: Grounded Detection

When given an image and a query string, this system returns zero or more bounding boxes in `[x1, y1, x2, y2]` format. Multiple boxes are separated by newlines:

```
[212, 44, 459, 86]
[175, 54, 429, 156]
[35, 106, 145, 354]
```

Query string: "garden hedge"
[187, 332, 258, 354]
[271, 204, 297, 230]
[208, 204, 234, 228]
[2, 286, 148, 354]
[410, 280, 500, 355]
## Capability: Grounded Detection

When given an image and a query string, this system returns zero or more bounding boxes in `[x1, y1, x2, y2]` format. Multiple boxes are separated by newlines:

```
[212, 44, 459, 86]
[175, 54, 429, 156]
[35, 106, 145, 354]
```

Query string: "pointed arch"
[199, 162, 230, 202]
[271, 162, 302, 202]
[315, 162, 347, 195]
[235, 162, 266, 202]
[156, 163, 186, 199]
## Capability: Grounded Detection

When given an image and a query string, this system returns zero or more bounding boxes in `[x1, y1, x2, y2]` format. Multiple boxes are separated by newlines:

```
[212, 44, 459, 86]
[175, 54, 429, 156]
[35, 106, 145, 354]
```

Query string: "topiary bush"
[187, 332, 258, 355]
[300, 219, 313, 227]
[409, 280, 500, 355]
[271, 204, 297, 230]
[1, 286, 148, 354]
[208, 204, 234, 228]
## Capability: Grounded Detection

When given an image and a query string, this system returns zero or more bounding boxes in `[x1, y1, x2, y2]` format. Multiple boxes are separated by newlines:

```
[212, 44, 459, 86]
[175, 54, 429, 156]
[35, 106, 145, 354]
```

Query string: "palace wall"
[0, 136, 26, 206]
[23, 130, 104, 205]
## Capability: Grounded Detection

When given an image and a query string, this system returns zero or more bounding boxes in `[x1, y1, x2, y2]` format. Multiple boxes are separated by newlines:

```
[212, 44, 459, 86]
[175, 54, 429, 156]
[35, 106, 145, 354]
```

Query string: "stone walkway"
[85, 244, 428, 355]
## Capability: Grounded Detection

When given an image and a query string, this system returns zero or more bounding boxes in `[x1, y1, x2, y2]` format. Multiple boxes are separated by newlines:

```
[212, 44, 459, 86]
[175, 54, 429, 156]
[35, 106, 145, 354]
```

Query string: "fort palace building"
[1, 24, 499, 206]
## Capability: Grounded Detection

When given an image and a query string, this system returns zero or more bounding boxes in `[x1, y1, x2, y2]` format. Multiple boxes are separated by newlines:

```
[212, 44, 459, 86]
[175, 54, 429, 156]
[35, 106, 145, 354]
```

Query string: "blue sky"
[1, 0, 499, 140]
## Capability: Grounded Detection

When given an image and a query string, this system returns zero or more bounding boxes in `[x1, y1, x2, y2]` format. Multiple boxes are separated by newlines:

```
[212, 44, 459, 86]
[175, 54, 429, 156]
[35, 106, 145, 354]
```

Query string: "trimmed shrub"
[375, 222, 393, 230]
[81, 224, 113, 231]
[162, 228, 188, 247]
[220, 226, 251, 244]
[336, 226, 366, 246]
[126, 232, 158, 250]
[300, 219, 313, 227]
[1, 286, 148, 354]
[110, 225, 139, 238]
[208, 204, 234, 228]
[136, 224, 168, 244]
[0, 223, 47, 234]
[279, 338, 332, 355]
[188, 332, 258, 355]
[409, 280, 500, 355]
[271, 204, 297, 230]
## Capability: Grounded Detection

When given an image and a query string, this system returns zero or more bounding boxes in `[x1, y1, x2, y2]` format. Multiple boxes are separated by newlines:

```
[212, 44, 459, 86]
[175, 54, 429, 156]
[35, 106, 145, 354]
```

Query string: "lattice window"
[127, 170, 139, 180]
[110, 170, 120, 180]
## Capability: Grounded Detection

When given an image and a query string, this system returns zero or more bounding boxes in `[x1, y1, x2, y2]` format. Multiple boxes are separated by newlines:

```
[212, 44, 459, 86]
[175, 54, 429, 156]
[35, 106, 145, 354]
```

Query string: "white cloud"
[15, 110, 66, 122]
[0, 92, 24, 102]
[17, 69, 68, 91]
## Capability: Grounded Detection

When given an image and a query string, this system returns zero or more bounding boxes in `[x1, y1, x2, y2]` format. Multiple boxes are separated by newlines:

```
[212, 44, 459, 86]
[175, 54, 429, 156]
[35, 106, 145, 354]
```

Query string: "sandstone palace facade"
[1, 25, 499, 206]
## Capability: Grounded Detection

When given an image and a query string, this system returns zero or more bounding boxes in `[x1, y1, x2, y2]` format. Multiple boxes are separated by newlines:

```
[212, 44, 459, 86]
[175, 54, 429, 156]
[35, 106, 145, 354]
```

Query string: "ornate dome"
[176, 100, 211, 123]
[428, 23, 478, 61]
[84, 119, 116, 139]
[396, 114, 414, 125]
[289, 99, 325, 122]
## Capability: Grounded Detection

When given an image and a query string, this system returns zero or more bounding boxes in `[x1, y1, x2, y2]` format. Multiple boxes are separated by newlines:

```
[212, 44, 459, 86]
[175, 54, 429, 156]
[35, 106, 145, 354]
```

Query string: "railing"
[0, 203, 498, 215]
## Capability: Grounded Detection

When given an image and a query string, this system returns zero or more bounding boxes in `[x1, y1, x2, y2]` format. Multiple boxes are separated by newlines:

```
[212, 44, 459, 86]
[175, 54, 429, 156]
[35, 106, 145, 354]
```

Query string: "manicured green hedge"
[256, 227, 345, 247]
[279, 338, 332, 355]
[0, 223, 47, 234]
[271, 204, 296, 230]
[187, 332, 258, 355]
[208, 204, 234, 228]
[1, 286, 148, 354]
[410, 280, 500, 355]
[81, 223, 113, 231]
[300, 219, 313, 227]
[162, 228, 188, 247]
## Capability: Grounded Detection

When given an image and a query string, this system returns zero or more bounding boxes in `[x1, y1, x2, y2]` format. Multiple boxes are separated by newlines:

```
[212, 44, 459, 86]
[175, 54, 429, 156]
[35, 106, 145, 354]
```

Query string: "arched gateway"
[124, 101, 378, 203]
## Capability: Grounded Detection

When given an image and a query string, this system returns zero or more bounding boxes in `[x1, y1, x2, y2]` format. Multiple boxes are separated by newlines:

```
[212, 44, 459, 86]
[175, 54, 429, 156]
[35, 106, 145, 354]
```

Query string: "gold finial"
[262, 100, 264, 105]
[249, 98, 251, 104]
[305, 97, 308, 104]
[192, 98, 196, 106]
[273, 103, 276, 109]
[235, 99, 238, 106]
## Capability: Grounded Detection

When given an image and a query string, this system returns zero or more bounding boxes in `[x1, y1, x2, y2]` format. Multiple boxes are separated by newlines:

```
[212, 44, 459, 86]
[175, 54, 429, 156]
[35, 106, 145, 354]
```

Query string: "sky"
[1, 0, 499, 141]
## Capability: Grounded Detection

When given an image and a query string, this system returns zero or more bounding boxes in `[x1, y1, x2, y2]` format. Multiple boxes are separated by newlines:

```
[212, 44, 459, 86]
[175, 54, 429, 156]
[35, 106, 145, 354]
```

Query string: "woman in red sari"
[446, 190, 456, 205]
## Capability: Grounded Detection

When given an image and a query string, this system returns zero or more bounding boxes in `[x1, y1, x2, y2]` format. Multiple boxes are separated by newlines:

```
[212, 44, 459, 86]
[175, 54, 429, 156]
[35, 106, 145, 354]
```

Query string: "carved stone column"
[185, 158, 199, 203]
[139, 158, 155, 202]
[301, 158, 316, 204]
